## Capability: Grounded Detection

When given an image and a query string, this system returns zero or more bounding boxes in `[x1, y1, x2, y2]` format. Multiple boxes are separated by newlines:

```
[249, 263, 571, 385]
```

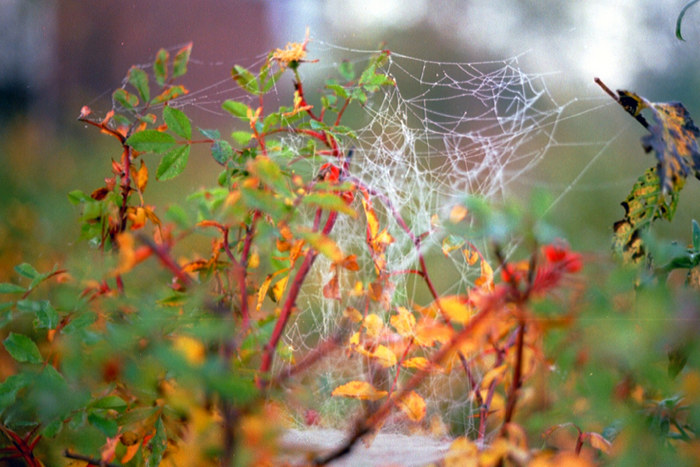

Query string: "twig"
[64, 449, 120, 467]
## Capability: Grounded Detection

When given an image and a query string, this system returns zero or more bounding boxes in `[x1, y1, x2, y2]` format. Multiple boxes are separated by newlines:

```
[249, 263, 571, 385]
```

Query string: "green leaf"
[3, 333, 42, 364]
[172, 42, 193, 78]
[163, 106, 192, 139]
[42, 419, 63, 438]
[0, 373, 30, 410]
[35, 300, 59, 329]
[302, 192, 357, 217]
[199, 127, 221, 140]
[128, 66, 150, 102]
[262, 112, 280, 131]
[677, 0, 700, 40]
[232, 131, 253, 146]
[91, 395, 128, 411]
[126, 130, 176, 153]
[67, 190, 91, 205]
[154, 48, 170, 86]
[0, 283, 26, 294]
[222, 100, 251, 120]
[15, 263, 39, 280]
[157, 145, 190, 180]
[212, 140, 233, 164]
[113, 88, 139, 109]
[327, 83, 349, 99]
[88, 412, 118, 437]
[262, 69, 284, 93]
[147, 417, 167, 467]
[231, 65, 259, 94]
[351, 87, 367, 104]
[693, 219, 700, 251]
[339, 60, 355, 81]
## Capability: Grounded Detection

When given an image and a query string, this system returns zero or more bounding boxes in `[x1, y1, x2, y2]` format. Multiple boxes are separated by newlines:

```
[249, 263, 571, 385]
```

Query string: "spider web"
[108, 40, 619, 438]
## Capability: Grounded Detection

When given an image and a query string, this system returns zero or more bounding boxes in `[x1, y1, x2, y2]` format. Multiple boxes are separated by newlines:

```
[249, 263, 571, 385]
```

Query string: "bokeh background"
[3, 0, 700, 279]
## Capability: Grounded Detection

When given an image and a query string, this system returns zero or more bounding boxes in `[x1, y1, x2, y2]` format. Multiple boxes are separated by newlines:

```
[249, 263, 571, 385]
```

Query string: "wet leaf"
[302, 192, 357, 217]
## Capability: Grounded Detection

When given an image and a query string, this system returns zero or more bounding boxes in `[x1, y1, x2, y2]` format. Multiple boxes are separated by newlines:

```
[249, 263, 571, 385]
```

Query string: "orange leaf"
[361, 197, 380, 239]
[474, 257, 494, 291]
[323, 274, 341, 300]
[583, 432, 612, 454]
[395, 390, 426, 422]
[414, 319, 453, 347]
[331, 381, 388, 401]
[133, 160, 149, 192]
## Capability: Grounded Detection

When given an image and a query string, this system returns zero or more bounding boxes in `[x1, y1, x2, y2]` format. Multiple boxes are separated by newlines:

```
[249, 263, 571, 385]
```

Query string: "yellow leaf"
[331, 381, 388, 401]
[343, 306, 363, 323]
[445, 437, 478, 467]
[396, 390, 426, 422]
[390, 306, 416, 337]
[363, 313, 384, 338]
[356, 344, 397, 368]
[248, 249, 259, 268]
[299, 231, 343, 262]
[481, 363, 508, 390]
[173, 335, 205, 366]
[433, 295, 473, 325]
[402, 357, 442, 373]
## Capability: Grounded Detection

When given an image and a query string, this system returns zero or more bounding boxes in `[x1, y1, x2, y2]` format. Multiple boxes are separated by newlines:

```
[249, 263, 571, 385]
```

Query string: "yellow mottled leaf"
[331, 381, 388, 401]
[396, 390, 426, 422]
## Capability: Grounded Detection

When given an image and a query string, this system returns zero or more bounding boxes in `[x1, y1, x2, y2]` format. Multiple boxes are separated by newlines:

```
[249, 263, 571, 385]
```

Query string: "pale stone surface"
[278, 428, 453, 466]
